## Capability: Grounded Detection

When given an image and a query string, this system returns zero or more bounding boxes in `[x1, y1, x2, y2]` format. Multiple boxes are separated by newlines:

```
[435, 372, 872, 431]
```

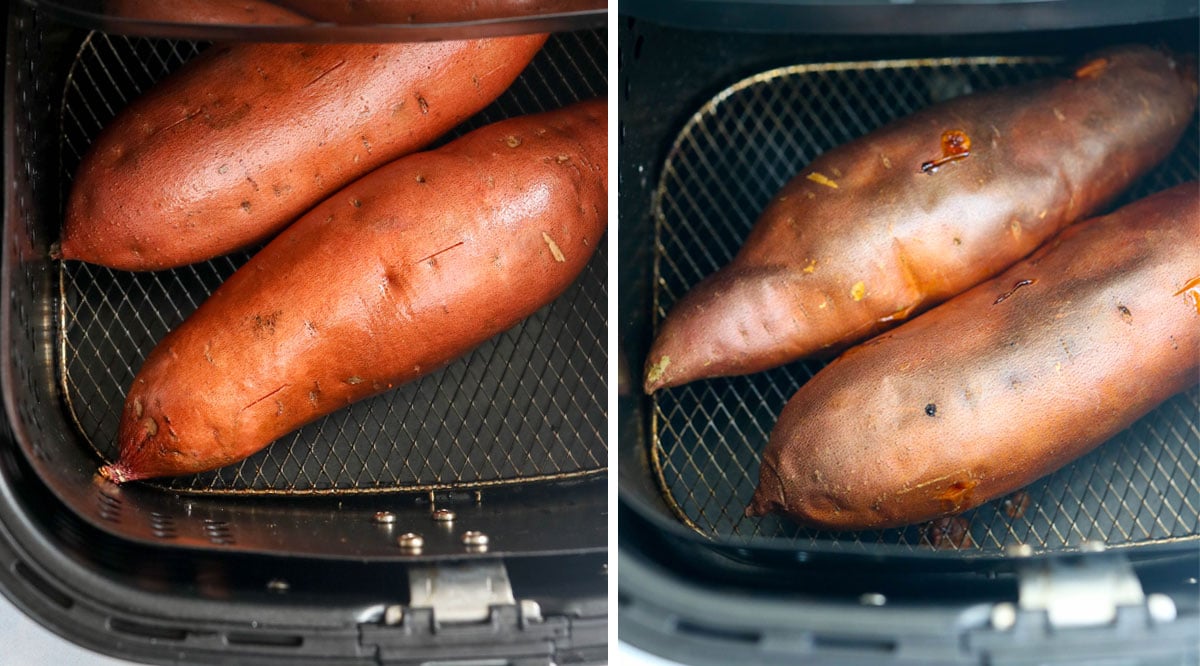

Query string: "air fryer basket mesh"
[58, 30, 608, 494]
[650, 57, 1200, 555]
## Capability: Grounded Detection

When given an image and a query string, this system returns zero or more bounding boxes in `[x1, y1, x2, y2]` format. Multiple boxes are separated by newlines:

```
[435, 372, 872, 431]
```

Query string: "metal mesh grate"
[58, 30, 607, 495]
[650, 57, 1200, 555]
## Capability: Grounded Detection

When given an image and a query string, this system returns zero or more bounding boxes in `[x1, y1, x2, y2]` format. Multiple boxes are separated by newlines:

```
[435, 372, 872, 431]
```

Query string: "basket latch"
[992, 546, 1177, 630]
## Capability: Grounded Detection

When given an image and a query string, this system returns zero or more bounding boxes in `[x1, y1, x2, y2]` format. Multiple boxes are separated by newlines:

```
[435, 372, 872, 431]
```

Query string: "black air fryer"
[0, 1, 608, 663]
[618, 2, 1199, 664]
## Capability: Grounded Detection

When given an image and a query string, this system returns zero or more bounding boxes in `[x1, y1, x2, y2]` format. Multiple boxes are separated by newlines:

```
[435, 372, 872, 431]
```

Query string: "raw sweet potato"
[106, 0, 311, 24]
[274, 0, 604, 24]
[644, 45, 1197, 392]
[747, 183, 1199, 530]
[60, 34, 547, 271]
[99, 99, 606, 483]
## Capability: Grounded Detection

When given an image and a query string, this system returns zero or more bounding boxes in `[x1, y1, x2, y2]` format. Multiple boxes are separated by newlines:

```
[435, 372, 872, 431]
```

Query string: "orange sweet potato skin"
[101, 100, 606, 483]
[275, 0, 604, 23]
[105, 0, 312, 24]
[644, 45, 1197, 392]
[61, 34, 547, 271]
[747, 183, 1200, 530]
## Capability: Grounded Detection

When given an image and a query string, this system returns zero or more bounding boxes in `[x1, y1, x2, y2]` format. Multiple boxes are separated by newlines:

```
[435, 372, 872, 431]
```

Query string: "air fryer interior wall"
[6, 4, 608, 559]
[618, 17, 1200, 567]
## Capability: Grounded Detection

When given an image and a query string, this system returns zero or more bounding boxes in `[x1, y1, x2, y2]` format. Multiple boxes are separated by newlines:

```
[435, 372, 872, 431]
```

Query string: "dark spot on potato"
[251, 311, 281, 337]
[415, 174, 426, 183]
[350, 198, 362, 208]
[1117, 304, 1132, 324]
[923, 516, 973, 549]
[417, 95, 429, 114]
[218, 164, 228, 174]
[924, 403, 937, 417]
[345, 376, 363, 385]
[505, 136, 522, 148]
[240, 201, 251, 212]
[303, 320, 317, 336]
[1003, 490, 1030, 519]
[952, 237, 961, 245]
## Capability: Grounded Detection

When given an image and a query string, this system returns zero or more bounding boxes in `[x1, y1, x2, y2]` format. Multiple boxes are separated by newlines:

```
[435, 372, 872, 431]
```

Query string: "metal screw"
[1005, 543, 1034, 558]
[859, 593, 886, 606]
[432, 508, 456, 522]
[383, 605, 404, 626]
[991, 602, 1017, 630]
[462, 530, 489, 547]
[266, 579, 290, 593]
[1147, 594, 1177, 623]
[397, 532, 424, 551]
[520, 600, 542, 623]
[373, 511, 396, 525]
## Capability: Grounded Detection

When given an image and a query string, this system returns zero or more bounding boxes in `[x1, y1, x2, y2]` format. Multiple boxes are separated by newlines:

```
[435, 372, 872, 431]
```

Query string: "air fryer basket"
[618, 19, 1200, 562]
[6, 5, 608, 559]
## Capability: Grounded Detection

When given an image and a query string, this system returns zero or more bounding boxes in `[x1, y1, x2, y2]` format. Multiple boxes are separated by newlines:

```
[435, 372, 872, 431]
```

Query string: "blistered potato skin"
[747, 184, 1200, 530]
[61, 34, 547, 271]
[645, 45, 1197, 392]
[102, 100, 607, 482]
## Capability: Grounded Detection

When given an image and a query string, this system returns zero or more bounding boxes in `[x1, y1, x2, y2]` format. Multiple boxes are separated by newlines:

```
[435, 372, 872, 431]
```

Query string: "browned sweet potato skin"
[106, 0, 311, 24]
[61, 34, 547, 271]
[275, 0, 604, 23]
[747, 183, 1200, 530]
[644, 45, 1197, 392]
[100, 100, 606, 483]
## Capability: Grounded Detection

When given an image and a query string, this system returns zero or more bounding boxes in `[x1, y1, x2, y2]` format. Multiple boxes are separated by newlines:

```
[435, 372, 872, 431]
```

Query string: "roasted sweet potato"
[106, 0, 311, 24]
[60, 34, 547, 271]
[100, 99, 606, 483]
[274, 0, 604, 24]
[644, 45, 1197, 392]
[747, 183, 1199, 530]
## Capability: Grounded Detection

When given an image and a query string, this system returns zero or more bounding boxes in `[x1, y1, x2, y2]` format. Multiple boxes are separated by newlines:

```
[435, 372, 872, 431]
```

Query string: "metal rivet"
[1005, 543, 1034, 558]
[520, 600, 542, 623]
[1147, 594, 1177, 623]
[991, 602, 1017, 630]
[373, 511, 396, 524]
[266, 579, 289, 593]
[432, 508, 456, 522]
[462, 530, 489, 546]
[859, 593, 886, 606]
[397, 532, 424, 551]
[384, 605, 404, 626]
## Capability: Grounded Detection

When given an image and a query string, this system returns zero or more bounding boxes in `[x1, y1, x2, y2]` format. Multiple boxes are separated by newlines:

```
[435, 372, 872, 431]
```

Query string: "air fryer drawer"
[6, 7, 608, 559]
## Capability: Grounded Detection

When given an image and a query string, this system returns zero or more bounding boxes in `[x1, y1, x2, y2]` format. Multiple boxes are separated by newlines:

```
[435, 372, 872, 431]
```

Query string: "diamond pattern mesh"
[650, 57, 1200, 554]
[58, 30, 608, 494]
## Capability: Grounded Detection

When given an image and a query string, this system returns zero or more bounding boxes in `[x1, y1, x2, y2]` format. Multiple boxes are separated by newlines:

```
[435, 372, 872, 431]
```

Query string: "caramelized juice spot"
[806, 172, 839, 189]
[1074, 57, 1109, 79]
[850, 281, 866, 301]
[994, 278, 1036, 305]
[1174, 276, 1200, 315]
[921, 129, 972, 173]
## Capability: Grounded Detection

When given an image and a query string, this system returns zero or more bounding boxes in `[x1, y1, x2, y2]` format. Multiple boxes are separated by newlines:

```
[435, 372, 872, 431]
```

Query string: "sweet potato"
[747, 183, 1199, 530]
[274, 0, 604, 24]
[644, 45, 1197, 392]
[106, 0, 311, 24]
[99, 99, 606, 483]
[60, 34, 547, 271]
